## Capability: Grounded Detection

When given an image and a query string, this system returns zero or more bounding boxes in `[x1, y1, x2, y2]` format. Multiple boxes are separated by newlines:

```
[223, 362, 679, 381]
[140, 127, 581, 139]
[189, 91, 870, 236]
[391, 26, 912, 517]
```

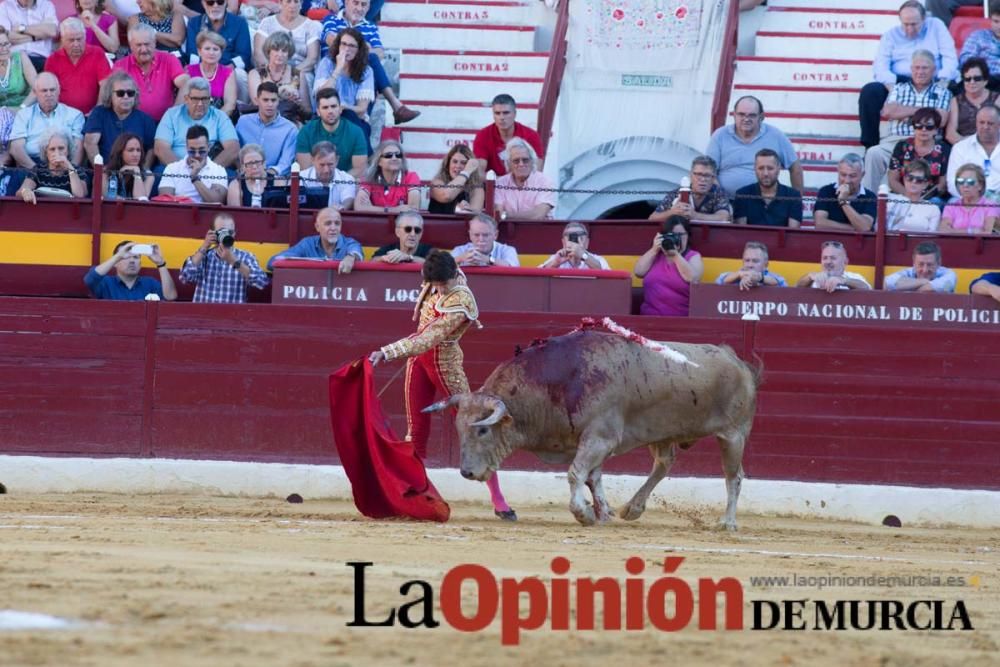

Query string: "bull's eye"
[477, 426, 489, 437]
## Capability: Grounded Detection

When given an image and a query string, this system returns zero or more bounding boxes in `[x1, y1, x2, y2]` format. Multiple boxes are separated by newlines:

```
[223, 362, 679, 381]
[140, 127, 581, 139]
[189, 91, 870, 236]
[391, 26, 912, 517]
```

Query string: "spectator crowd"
[0, 0, 994, 316]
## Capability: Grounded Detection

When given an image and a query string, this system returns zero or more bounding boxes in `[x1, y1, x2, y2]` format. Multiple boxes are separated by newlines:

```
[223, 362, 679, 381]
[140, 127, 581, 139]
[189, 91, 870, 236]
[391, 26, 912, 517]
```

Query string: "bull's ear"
[421, 394, 463, 414]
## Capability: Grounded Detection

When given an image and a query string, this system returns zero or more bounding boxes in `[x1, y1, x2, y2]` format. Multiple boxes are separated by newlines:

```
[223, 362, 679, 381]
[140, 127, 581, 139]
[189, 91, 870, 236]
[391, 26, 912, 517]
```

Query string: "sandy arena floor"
[0, 493, 997, 667]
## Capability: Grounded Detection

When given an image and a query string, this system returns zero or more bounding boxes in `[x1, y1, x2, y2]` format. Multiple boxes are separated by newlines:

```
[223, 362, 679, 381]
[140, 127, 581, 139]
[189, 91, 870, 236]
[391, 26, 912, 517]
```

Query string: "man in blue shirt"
[715, 241, 787, 290]
[859, 0, 957, 148]
[84, 241, 178, 301]
[267, 207, 365, 272]
[884, 241, 957, 292]
[154, 78, 240, 169]
[236, 82, 297, 175]
[970, 270, 1000, 302]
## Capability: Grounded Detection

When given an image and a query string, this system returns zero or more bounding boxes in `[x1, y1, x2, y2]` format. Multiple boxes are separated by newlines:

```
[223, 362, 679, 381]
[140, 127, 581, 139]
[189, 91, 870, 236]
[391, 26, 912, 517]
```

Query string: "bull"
[424, 322, 760, 529]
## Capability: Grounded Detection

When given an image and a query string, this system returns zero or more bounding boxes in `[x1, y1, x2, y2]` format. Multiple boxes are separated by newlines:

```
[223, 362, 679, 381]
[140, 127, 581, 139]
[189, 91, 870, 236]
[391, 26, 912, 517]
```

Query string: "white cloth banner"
[573, 0, 728, 76]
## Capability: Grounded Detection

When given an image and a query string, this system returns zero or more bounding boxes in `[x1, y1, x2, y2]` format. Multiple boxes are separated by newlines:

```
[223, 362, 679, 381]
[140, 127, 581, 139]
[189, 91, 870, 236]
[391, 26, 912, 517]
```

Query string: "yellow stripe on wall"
[0, 235, 989, 293]
[0, 232, 93, 266]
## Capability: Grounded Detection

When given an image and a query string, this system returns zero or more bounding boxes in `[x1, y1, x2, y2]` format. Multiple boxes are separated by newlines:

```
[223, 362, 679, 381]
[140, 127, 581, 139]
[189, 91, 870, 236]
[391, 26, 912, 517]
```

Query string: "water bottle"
[107, 172, 118, 201]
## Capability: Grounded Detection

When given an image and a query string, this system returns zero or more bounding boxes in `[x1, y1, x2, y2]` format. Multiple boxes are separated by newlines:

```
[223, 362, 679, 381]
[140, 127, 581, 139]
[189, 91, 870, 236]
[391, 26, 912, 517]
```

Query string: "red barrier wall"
[1, 297, 997, 491]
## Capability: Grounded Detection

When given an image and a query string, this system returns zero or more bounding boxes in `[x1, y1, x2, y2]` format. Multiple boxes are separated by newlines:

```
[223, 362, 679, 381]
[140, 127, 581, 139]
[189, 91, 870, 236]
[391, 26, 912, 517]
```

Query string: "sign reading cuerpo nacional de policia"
[691, 285, 1000, 329]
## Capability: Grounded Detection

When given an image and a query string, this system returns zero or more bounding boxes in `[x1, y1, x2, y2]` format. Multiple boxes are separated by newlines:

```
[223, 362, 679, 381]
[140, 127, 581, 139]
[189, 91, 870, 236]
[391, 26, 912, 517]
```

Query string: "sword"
[377, 364, 406, 398]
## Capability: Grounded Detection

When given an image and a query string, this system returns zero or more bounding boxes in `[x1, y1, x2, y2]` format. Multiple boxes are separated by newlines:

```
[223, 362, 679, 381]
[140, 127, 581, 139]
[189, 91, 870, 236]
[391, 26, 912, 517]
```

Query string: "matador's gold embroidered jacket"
[380, 282, 481, 362]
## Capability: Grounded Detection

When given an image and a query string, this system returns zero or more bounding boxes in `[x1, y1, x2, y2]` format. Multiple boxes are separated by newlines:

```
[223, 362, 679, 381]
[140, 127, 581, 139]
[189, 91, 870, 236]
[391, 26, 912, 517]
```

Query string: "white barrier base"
[1, 455, 997, 528]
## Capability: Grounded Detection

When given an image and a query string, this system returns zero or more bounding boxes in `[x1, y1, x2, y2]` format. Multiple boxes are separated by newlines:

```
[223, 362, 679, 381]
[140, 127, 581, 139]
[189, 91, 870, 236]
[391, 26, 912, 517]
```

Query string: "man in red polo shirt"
[112, 23, 188, 122]
[472, 93, 545, 177]
[44, 17, 110, 114]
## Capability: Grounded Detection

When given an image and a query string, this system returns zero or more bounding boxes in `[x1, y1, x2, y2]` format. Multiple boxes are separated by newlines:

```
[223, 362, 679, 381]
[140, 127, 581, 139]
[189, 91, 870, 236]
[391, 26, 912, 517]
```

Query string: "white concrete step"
[381, 22, 535, 51]
[755, 31, 879, 60]
[734, 56, 872, 89]
[399, 127, 476, 154]
[761, 6, 898, 35]
[408, 155, 445, 180]
[768, 0, 903, 10]
[399, 73, 542, 103]
[799, 163, 838, 190]
[380, 0, 536, 26]
[790, 135, 863, 164]
[396, 100, 538, 129]
[766, 111, 860, 139]
[734, 84, 859, 116]
[402, 49, 549, 78]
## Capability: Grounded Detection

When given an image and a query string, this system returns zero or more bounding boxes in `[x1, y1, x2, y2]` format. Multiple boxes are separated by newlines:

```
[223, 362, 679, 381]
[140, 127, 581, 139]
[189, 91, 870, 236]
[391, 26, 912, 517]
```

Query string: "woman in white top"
[252, 0, 320, 73]
[885, 159, 941, 233]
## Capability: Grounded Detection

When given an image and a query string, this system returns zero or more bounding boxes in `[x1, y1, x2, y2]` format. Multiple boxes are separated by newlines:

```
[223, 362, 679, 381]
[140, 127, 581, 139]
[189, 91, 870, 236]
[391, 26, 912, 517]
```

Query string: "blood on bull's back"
[481, 330, 757, 447]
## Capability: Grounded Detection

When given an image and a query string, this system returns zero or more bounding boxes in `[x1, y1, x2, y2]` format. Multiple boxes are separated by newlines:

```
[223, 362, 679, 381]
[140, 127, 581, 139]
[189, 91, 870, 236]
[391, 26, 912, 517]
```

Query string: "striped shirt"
[179, 247, 269, 303]
[320, 11, 382, 58]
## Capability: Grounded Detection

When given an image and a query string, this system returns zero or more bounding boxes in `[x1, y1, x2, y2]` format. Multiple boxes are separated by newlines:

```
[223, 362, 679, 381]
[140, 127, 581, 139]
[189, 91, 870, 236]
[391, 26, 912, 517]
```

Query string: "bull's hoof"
[619, 502, 645, 521]
[494, 509, 518, 522]
[572, 505, 597, 526]
[717, 517, 738, 532]
[595, 505, 615, 523]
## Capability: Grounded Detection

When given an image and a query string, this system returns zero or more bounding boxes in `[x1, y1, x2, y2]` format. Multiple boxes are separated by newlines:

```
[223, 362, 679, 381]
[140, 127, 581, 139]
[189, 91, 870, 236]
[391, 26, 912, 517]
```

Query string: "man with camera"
[84, 240, 178, 301]
[539, 222, 610, 270]
[158, 125, 230, 204]
[180, 213, 269, 302]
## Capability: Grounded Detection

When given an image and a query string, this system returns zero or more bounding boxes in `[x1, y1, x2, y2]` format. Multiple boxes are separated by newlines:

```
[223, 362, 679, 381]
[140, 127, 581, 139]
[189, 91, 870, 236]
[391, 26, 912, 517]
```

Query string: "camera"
[567, 232, 581, 243]
[660, 232, 682, 252]
[216, 228, 235, 248]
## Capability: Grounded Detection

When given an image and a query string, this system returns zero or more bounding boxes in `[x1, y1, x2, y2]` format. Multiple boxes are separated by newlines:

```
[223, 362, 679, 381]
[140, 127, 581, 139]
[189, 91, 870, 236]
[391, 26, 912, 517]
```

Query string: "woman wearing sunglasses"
[354, 140, 422, 213]
[84, 72, 156, 166]
[885, 160, 941, 232]
[887, 106, 949, 202]
[371, 209, 432, 264]
[945, 58, 999, 146]
[940, 163, 999, 234]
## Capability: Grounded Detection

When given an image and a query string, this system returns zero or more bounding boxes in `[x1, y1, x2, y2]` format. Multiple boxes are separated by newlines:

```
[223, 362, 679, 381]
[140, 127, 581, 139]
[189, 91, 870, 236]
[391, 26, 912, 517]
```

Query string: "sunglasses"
[114, 89, 137, 98]
[188, 96, 211, 103]
[955, 177, 980, 186]
[204, 0, 225, 4]
[401, 226, 422, 234]
[905, 174, 929, 183]
[381, 151, 402, 159]
[963, 75, 987, 83]
[188, 148, 209, 157]
[912, 123, 937, 130]
[511, 157, 532, 165]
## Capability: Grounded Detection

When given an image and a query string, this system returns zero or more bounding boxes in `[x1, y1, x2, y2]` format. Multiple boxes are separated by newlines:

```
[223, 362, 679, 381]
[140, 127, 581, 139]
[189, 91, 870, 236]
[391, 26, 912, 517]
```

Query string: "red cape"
[328, 359, 450, 522]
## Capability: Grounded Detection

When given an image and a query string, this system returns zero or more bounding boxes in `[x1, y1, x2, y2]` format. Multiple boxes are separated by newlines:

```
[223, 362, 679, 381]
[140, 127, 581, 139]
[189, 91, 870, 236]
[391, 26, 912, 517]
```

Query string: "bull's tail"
[749, 351, 764, 389]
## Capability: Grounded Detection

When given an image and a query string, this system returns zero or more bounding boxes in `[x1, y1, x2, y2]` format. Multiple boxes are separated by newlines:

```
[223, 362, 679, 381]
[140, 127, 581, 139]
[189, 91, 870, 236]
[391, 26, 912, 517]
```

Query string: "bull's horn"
[470, 398, 508, 427]
[421, 395, 463, 414]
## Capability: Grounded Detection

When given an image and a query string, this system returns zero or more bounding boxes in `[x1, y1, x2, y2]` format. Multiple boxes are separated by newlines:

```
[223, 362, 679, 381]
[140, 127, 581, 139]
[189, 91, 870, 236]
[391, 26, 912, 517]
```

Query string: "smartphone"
[567, 233, 581, 243]
[131, 244, 154, 256]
